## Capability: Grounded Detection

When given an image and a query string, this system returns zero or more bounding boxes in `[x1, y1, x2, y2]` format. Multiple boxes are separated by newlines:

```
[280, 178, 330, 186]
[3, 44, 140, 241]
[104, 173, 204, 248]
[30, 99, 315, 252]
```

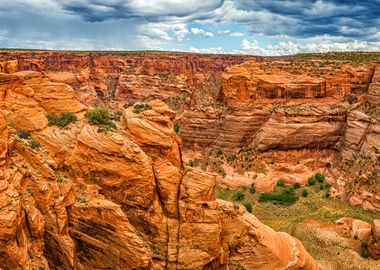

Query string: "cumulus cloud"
[224, 0, 380, 39]
[241, 38, 380, 56]
[191, 27, 214, 38]
[218, 29, 245, 37]
[0, 0, 379, 53]
[190, 37, 380, 56]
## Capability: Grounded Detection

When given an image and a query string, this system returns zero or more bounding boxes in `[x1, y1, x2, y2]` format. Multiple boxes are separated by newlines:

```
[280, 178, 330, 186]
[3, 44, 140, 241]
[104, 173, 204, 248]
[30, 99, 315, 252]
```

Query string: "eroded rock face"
[182, 61, 375, 151]
[221, 61, 373, 108]
[0, 72, 320, 269]
[0, 51, 262, 110]
[368, 220, 380, 259]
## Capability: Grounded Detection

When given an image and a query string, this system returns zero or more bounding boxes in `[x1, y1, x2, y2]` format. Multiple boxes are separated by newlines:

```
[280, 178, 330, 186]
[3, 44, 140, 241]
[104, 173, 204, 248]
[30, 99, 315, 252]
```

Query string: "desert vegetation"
[85, 107, 117, 130]
[47, 112, 77, 127]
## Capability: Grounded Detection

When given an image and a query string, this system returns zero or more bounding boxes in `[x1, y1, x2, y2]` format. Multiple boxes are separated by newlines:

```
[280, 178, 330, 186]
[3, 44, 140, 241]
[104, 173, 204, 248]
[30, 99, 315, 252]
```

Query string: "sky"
[0, 0, 379, 56]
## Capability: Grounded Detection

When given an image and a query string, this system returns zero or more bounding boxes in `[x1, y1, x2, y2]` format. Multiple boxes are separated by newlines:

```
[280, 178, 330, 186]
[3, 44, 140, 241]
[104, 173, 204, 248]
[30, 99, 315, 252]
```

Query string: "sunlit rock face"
[182, 60, 375, 151]
[0, 71, 320, 269]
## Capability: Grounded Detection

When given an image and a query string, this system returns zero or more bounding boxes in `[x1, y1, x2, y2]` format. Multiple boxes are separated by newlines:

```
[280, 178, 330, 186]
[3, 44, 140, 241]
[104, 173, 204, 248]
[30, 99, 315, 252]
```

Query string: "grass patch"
[259, 192, 298, 204]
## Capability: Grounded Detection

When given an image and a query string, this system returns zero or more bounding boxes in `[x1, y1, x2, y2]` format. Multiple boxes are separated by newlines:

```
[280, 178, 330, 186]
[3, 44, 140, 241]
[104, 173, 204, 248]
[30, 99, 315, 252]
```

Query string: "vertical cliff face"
[181, 60, 376, 151]
[0, 51, 263, 111]
[0, 71, 320, 269]
[331, 64, 380, 213]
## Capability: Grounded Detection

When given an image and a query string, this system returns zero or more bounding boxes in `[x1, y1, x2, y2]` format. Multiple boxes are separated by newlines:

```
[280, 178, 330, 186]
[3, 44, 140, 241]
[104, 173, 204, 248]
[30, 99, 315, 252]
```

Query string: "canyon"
[0, 50, 380, 269]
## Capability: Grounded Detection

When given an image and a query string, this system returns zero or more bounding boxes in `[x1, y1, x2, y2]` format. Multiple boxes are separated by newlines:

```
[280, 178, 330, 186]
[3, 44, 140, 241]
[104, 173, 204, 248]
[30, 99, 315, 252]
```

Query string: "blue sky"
[0, 0, 379, 55]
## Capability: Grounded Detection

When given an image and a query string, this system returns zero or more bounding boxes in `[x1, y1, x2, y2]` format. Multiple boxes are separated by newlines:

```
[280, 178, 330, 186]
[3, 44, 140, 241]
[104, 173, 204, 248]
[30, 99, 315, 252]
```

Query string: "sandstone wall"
[0, 72, 320, 269]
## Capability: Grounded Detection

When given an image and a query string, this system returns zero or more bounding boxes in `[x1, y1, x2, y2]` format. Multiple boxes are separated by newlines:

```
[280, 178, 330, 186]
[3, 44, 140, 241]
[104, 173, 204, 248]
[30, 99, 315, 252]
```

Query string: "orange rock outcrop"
[0, 71, 320, 269]
[0, 51, 262, 110]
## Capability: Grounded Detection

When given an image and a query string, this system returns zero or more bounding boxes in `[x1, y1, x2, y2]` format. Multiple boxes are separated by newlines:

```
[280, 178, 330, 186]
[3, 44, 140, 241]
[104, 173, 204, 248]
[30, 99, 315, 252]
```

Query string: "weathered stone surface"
[0, 71, 320, 269]
[368, 64, 380, 104]
[68, 192, 152, 269]
[221, 202, 319, 270]
[253, 104, 347, 151]
[339, 110, 380, 160]
[0, 71, 86, 132]
[367, 220, 380, 260]
[221, 61, 373, 108]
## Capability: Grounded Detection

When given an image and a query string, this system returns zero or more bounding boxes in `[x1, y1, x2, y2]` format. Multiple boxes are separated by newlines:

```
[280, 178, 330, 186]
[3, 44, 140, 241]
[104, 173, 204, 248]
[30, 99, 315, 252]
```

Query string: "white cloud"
[218, 29, 245, 37]
[189, 46, 228, 54]
[241, 38, 380, 56]
[191, 27, 214, 38]
[190, 38, 380, 56]
[230, 32, 245, 37]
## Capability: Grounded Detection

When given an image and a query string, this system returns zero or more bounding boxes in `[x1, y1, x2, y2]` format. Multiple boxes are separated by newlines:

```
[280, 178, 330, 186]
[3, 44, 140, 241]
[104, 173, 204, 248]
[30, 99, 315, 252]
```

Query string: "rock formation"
[0, 71, 320, 269]
[0, 51, 262, 110]
[182, 60, 375, 151]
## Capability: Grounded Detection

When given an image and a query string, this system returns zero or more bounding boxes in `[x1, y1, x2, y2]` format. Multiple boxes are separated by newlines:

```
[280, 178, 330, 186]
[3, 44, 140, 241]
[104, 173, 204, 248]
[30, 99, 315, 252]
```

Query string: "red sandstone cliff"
[0, 51, 262, 110]
[0, 71, 320, 269]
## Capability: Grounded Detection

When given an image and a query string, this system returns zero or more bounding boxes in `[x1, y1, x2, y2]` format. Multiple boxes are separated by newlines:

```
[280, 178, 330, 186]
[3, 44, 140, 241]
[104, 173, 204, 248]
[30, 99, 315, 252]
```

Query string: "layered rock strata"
[182, 61, 375, 151]
[0, 71, 319, 269]
[0, 51, 261, 110]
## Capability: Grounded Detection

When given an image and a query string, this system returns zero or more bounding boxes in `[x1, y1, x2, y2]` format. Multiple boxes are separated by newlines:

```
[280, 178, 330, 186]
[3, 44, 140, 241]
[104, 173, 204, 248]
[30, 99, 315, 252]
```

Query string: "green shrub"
[244, 202, 253, 213]
[29, 138, 41, 150]
[319, 184, 325, 190]
[150, 244, 160, 255]
[133, 103, 152, 113]
[259, 192, 298, 204]
[233, 191, 245, 201]
[76, 194, 86, 204]
[347, 96, 358, 104]
[249, 182, 256, 194]
[227, 155, 236, 163]
[307, 176, 317, 186]
[325, 192, 330, 198]
[27, 185, 33, 196]
[302, 189, 309, 197]
[17, 129, 31, 139]
[85, 107, 116, 130]
[123, 101, 134, 108]
[315, 172, 325, 182]
[47, 112, 77, 127]
[277, 179, 285, 187]
[173, 123, 180, 133]
[284, 187, 294, 194]
[55, 172, 67, 183]
[112, 111, 122, 121]
[294, 182, 301, 189]
[361, 241, 368, 258]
